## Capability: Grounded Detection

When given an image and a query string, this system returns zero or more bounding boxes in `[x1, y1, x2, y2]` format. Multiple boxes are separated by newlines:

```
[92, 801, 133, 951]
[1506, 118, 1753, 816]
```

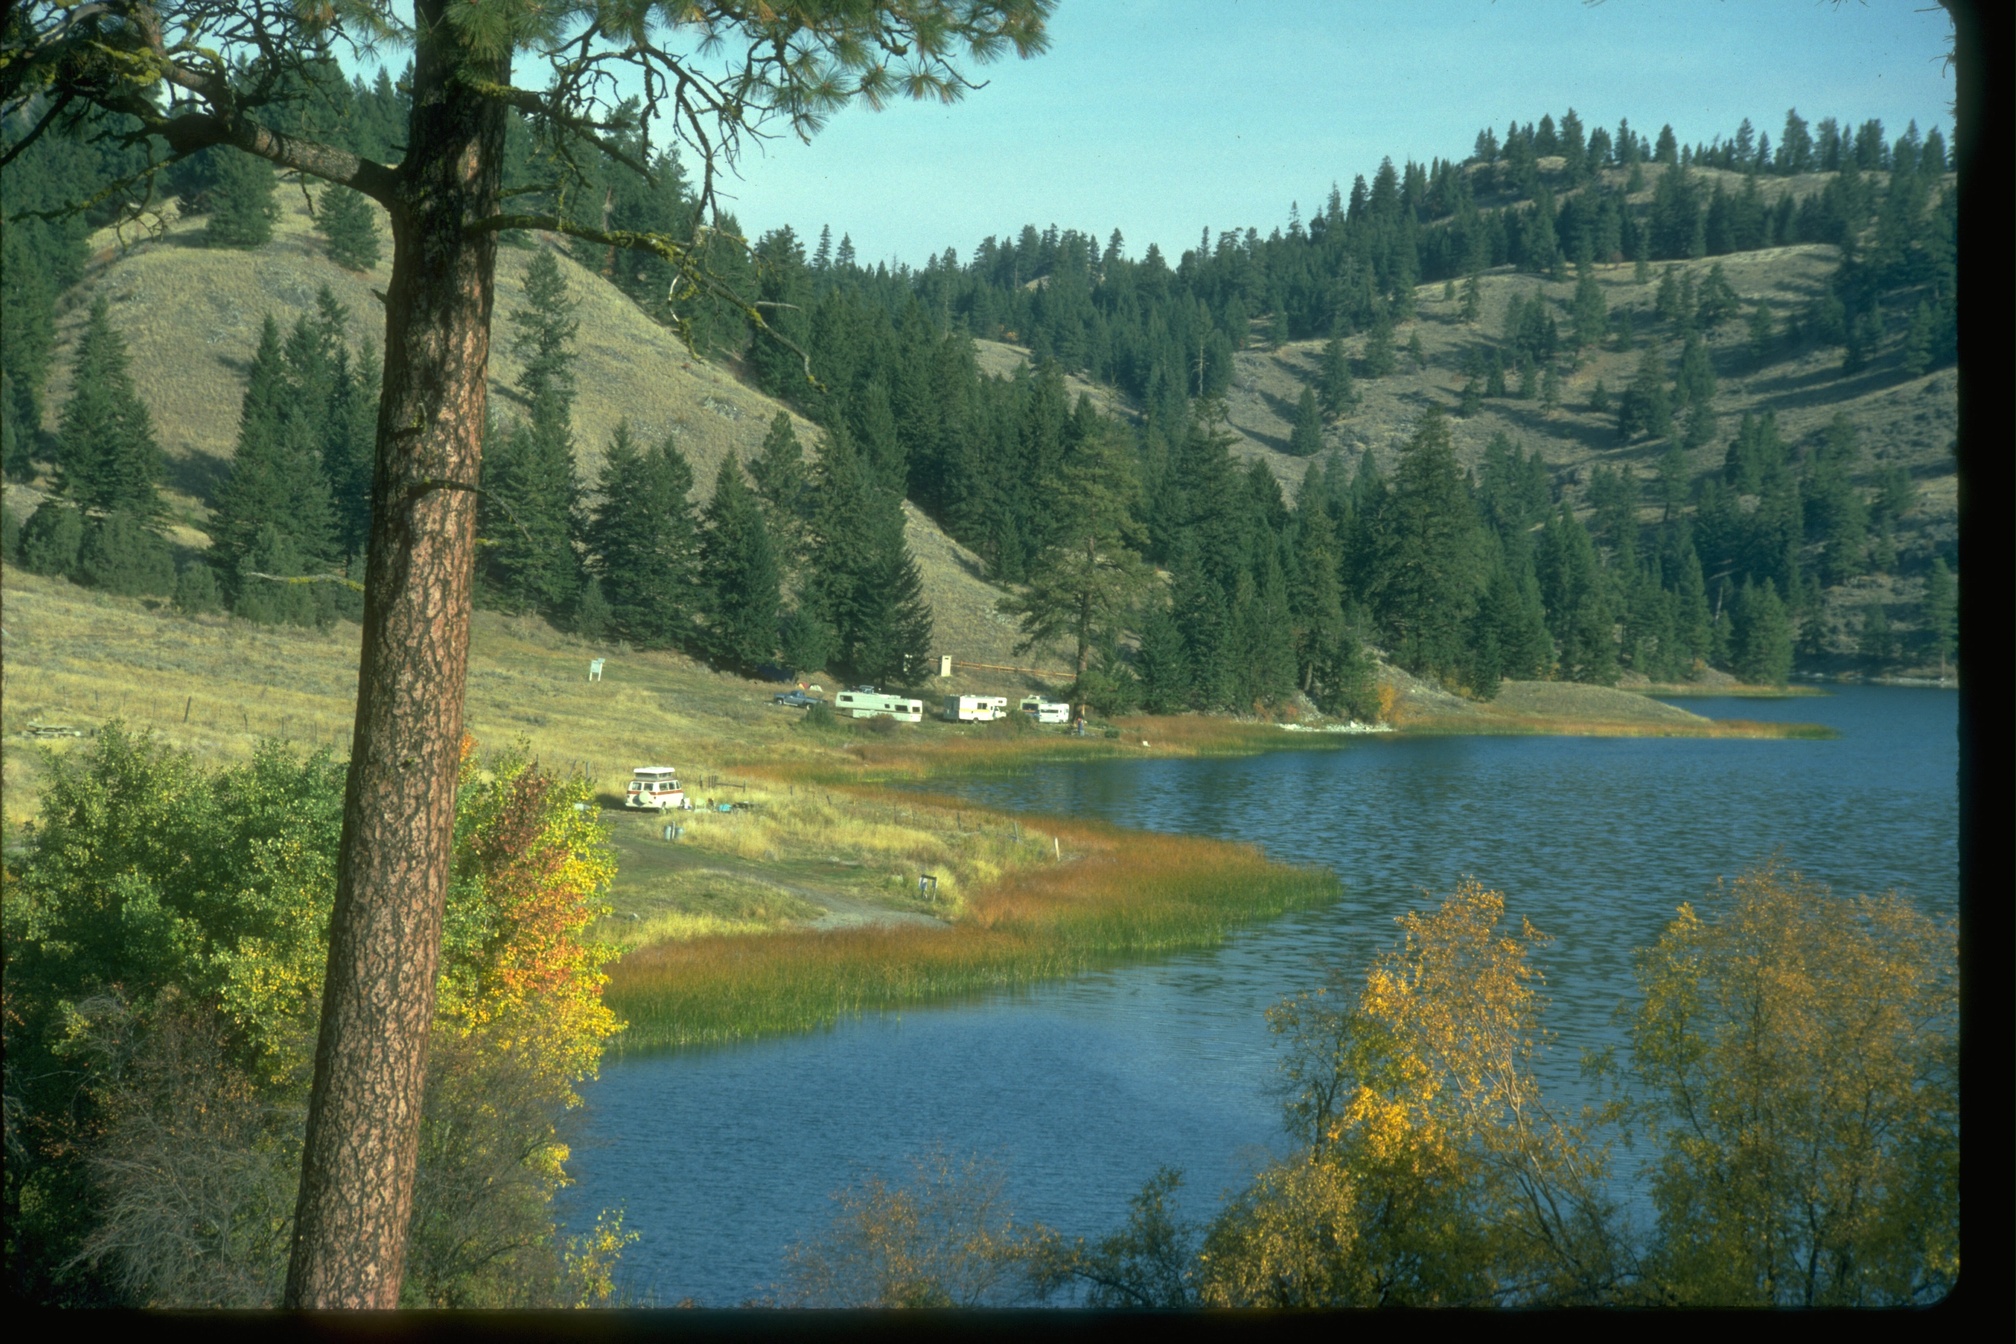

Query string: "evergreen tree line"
[3, 92, 1957, 698]
[471, 250, 933, 687]
[10, 284, 378, 627]
[722, 103, 1953, 449]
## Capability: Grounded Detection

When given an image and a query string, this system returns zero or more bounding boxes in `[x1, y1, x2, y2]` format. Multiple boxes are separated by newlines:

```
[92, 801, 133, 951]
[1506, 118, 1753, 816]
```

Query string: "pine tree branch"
[466, 213, 819, 387]
[242, 570, 364, 592]
[0, 90, 76, 170]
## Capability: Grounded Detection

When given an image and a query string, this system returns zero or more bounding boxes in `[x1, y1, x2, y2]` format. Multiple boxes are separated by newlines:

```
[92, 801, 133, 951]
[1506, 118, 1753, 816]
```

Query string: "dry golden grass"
[0, 569, 814, 825]
[0, 571, 1084, 946]
[5, 569, 1831, 1062]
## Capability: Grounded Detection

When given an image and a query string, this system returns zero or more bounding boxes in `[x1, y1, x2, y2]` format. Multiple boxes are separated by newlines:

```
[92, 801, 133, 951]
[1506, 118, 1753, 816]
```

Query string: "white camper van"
[833, 690, 924, 723]
[1018, 696, 1072, 725]
[944, 694, 1010, 722]
[625, 766, 688, 810]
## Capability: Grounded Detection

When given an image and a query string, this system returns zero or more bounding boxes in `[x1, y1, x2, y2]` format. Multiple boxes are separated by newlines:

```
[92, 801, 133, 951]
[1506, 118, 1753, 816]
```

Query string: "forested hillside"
[3, 78, 1959, 708]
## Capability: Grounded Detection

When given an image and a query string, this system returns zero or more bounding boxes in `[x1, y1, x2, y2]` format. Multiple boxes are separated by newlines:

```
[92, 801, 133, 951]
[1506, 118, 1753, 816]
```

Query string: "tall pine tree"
[1369, 408, 1487, 683]
[480, 249, 583, 614]
[805, 424, 933, 685]
[54, 296, 163, 521]
[583, 421, 698, 649]
[997, 414, 1151, 687]
[696, 457, 781, 672]
[209, 315, 338, 614]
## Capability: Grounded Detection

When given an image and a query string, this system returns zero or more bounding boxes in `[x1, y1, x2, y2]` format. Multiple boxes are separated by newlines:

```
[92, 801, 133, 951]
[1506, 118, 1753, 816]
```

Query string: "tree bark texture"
[284, 6, 507, 1308]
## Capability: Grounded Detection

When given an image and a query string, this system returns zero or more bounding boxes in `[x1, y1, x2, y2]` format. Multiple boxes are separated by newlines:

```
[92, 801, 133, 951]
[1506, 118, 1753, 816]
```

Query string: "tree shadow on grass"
[162, 450, 230, 506]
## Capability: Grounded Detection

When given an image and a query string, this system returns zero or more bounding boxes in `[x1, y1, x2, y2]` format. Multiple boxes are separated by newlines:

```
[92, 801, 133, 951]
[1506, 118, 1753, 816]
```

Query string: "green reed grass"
[604, 819, 1338, 1051]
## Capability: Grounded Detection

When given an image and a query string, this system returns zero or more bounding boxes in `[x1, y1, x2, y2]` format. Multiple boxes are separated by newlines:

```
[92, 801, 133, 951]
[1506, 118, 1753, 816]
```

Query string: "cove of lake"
[558, 685, 1959, 1305]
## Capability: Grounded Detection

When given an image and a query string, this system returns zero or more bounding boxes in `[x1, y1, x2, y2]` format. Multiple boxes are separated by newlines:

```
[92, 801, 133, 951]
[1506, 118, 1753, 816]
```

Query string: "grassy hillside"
[974, 231, 1957, 674]
[12, 161, 1954, 691]
[1218, 249, 1955, 669]
[22, 191, 1070, 676]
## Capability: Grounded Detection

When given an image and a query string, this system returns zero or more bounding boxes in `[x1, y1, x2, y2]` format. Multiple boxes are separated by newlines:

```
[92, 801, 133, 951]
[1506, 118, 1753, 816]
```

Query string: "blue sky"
[699, 0, 1955, 268]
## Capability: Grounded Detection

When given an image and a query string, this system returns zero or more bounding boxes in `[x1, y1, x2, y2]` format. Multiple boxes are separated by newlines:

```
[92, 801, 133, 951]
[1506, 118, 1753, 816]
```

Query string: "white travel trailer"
[944, 694, 1010, 722]
[1018, 696, 1072, 725]
[625, 766, 688, 810]
[834, 690, 924, 723]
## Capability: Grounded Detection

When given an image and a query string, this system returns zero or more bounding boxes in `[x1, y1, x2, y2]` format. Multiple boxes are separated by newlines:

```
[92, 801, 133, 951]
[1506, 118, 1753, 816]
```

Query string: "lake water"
[558, 685, 1959, 1305]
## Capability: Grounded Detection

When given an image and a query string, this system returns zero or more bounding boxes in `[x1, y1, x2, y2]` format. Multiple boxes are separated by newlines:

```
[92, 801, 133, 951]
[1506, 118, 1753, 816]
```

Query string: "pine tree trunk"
[284, 7, 507, 1308]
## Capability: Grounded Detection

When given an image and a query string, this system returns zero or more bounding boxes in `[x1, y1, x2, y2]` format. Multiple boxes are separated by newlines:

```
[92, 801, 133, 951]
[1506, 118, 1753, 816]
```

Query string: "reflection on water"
[561, 686, 1957, 1304]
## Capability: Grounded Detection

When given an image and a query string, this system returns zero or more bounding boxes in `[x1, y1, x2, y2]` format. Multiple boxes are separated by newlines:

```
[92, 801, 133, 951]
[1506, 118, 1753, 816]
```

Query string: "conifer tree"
[204, 147, 280, 249]
[998, 416, 1151, 686]
[1664, 524, 1715, 676]
[696, 458, 781, 671]
[318, 184, 381, 271]
[232, 524, 323, 625]
[805, 424, 933, 685]
[1287, 388, 1325, 457]
[1369, 408, 1487, 683]
[171, 555, 223, 614]
[1232, 547, 1300, 710]
[1316, 338, 1356, 419]
[1855, 601, 1895, 664]
[1341, 446, 1387, 600]
[211, 316, 337, 610]
[54, 297, 163, 521]
[1571, 266, 1608, 348]
[1536, 503, 1617, 684]
[1617, 347, 1672, 442]
[481, 251, 583, 614]
[1746, 300, 1777, 367]
[18, 500, 84, 578]
[1169, 536, 1236, 711]
[328, 339, 381, 560]
[1362, 310, 1397, 379]
[1494, 535, 1556, 681]
[1290, 471, 1349, 706]
[749, 411, 813, 566]
[1133, 595, 1191, 715]
[1730, 579, 1793, 686]
[1803, 415, 1868, 585]
[1, 239, 56, 479]
[1620, 558, 1678, 681]
[570, 574, 614, 641]
[479, 420, 581, 614]
[511, 249, 581, 425]
[1920, 557, 1955, 675]
[777, 606, 837, 677]
[76, 510, 176, 597]
[582, 422, 696, 648]
[1900, 303, 1935, 379]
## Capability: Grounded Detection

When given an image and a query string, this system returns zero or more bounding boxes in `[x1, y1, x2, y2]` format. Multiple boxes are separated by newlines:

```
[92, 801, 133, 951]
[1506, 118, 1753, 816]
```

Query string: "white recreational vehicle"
[944, 694, 1010, 722]
[1018, 696, 1072, 725]
[624, 766, 688, 810]
[833, 690, 924, 723]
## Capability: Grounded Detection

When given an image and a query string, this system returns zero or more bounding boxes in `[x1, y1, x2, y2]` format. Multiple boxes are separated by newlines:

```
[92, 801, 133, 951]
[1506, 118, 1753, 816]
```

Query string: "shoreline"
[599, 686, 1833, 1055]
